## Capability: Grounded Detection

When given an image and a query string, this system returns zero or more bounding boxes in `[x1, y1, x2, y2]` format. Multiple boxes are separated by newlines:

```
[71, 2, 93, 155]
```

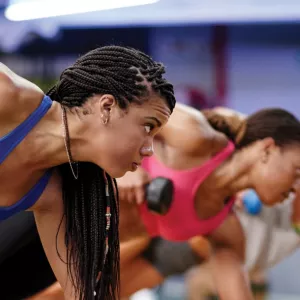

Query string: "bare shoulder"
[174, 103, 215, 131]
[0, 64, 20, 115]
[0, 63, 44, 121]
[158, 103, 216, 154]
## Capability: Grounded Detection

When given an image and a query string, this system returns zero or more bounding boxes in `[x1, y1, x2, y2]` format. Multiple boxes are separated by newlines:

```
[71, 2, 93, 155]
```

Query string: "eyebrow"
[145, 116, 162, 127]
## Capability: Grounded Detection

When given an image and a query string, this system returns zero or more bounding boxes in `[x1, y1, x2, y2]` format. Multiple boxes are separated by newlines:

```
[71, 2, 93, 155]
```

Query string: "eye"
[144, 124, 154, 134]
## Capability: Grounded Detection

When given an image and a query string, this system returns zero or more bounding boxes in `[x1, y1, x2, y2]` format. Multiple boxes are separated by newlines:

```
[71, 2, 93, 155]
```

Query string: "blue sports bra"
[0, 95, 52, 221]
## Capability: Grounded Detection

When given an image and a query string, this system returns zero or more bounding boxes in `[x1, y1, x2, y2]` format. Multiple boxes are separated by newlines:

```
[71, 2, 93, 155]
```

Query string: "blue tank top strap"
[0, 95, 53, 221]
[0, 95, 52, 164]
[0, 169, 53, 221]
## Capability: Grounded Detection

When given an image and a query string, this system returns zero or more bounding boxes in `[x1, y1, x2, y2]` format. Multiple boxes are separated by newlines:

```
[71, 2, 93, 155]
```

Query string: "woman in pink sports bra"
[118, 103, 300, 300]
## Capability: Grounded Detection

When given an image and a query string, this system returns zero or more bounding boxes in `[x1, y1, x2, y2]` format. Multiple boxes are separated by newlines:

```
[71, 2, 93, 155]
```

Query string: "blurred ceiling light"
[5, 0, 160, 21]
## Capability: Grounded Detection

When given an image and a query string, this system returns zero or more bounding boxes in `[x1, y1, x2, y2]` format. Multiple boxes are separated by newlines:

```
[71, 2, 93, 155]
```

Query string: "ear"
[261, 137, 275, 163]
[98, 94, 117, 123]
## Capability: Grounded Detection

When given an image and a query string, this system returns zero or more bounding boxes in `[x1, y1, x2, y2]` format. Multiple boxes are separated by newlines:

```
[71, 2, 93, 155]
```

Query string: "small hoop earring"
[101, 114, 108, 125]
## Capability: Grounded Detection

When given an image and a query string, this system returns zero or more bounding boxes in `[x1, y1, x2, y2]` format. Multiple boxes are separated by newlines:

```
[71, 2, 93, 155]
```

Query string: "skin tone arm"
[208, 213, 253, 300]
[0, 64, 79, 299]
[25, 236, 153, 300]
[32, 173, 78, 300]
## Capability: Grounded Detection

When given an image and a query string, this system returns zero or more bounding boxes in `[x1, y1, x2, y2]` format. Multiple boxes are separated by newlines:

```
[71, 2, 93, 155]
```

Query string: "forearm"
[208, 213, 253, 300]
[33, 198, 78, 300]
[34, 214, 76, 300]
[211, 248, 252, 300]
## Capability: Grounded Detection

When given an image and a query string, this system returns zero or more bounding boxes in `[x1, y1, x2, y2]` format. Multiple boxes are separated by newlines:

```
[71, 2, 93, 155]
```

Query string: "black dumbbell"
[146, 177, 174, 215]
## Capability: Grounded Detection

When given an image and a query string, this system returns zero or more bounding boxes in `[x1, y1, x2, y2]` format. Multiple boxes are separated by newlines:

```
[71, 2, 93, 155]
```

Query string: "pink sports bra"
[139, 141, 235, 241]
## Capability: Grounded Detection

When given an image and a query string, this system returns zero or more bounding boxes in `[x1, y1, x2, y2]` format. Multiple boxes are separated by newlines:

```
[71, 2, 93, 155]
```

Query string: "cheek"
[273, 160, 295, 187]
[262, 163, 294, 199]
[253, 164, 285, 204]
[108, 127, 144, 157]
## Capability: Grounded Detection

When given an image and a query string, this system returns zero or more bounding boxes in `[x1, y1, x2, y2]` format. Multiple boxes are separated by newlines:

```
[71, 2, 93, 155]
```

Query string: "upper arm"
[33, 177, 76, 299]
[34, 208, 73, 298]
[208, 213, 246, 262]
[207, 214, 253, 300]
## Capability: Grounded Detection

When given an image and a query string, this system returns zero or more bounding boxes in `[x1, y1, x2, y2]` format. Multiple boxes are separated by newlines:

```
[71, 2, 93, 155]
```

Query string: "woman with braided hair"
[0, 45, 176, 300]
[115, 103, 300, 300]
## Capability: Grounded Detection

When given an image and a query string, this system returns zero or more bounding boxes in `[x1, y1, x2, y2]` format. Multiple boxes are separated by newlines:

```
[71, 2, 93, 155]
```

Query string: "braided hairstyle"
[47, 46, 175, 300]
[203, 107, 300, 149]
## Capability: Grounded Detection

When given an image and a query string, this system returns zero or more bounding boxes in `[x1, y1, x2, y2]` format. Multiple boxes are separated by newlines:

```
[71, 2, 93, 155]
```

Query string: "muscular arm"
[207, 213, 253, 300]
[33, 175, 76, 300]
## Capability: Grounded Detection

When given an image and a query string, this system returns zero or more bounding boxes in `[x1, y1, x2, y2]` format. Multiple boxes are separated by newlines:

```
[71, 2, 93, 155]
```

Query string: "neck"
[210, 146, 257, 197]
[30, 101, 89, 170]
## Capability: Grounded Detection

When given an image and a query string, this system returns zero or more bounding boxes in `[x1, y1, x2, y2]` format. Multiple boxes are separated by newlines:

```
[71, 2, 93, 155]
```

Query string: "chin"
[261, 196, 278, 207]
[107, 169, 127, 179]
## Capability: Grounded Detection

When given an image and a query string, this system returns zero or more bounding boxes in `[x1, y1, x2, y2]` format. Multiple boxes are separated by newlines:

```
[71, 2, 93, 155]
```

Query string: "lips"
[132, 162, 139, 171]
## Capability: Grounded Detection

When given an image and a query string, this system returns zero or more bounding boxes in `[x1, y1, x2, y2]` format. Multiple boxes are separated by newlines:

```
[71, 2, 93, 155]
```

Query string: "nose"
[140, 140, 154, 157]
